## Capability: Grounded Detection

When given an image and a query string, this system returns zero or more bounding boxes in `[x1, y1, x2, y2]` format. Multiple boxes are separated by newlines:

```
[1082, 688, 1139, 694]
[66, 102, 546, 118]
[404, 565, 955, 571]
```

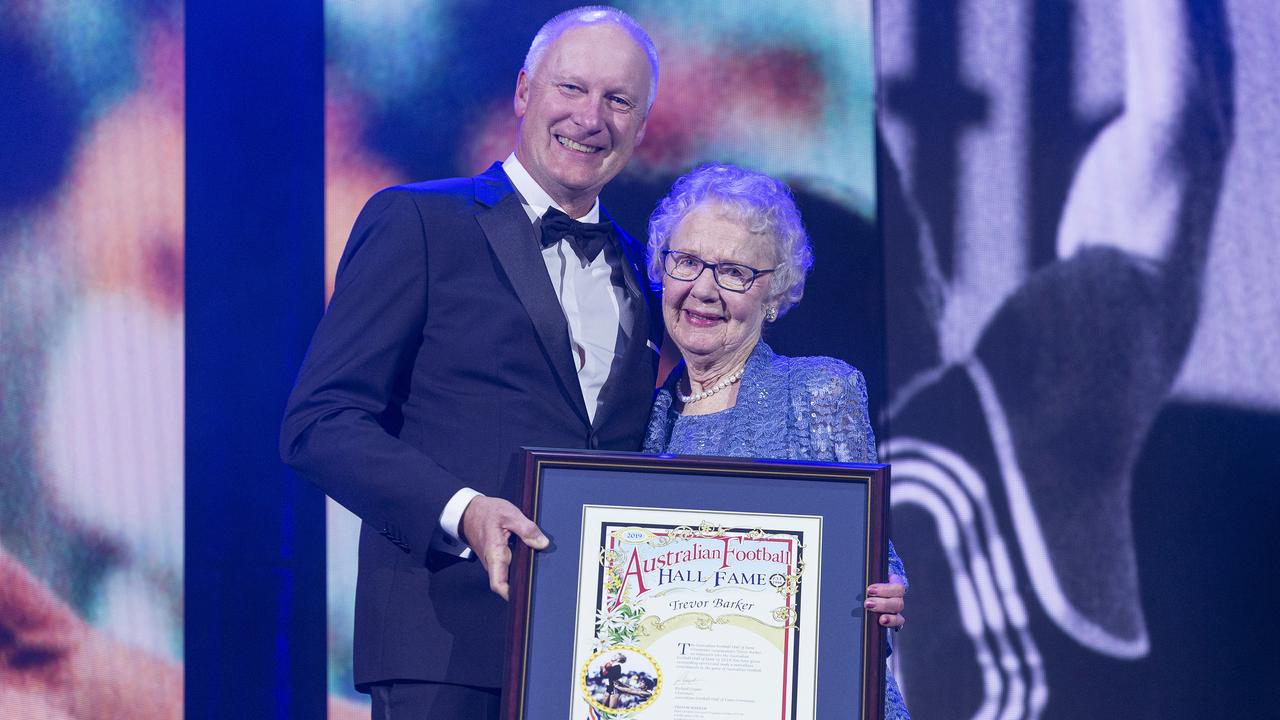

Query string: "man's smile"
[556, 135, 603, 153]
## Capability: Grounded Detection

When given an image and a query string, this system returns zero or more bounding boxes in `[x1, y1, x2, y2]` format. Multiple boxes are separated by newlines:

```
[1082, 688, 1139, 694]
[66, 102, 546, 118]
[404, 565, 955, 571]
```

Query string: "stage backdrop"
[0, 1, 185, 716]
[877, 0, 1280, 717]
[322, 0, 879, 713]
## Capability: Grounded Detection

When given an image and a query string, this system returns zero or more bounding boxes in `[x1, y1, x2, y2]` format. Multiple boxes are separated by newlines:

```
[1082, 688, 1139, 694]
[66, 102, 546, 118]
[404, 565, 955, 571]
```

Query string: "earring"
[765, 306, 778, 322]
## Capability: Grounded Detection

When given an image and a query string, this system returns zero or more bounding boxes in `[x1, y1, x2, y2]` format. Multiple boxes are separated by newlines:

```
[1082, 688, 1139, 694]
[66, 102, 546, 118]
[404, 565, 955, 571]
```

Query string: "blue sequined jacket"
[643, 340, 911, 719]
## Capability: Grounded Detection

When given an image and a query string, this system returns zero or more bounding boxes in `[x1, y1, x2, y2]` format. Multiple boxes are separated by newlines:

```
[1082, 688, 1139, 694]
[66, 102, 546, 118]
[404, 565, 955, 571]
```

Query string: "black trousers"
[369, 681, 500, 720]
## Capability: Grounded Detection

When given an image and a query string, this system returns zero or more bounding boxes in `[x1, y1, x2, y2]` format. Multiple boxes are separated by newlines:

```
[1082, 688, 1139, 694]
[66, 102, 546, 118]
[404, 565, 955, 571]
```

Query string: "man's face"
[514, 23, 652, 214]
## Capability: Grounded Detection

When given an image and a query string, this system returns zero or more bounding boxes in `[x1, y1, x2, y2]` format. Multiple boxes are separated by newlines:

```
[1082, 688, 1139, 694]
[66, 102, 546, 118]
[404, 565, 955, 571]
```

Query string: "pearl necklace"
[678, 366, 745, 404]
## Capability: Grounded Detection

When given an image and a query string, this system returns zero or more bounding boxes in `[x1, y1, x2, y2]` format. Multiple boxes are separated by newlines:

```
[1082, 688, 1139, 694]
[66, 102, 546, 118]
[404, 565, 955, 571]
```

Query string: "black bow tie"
[539, 206, 612, 263]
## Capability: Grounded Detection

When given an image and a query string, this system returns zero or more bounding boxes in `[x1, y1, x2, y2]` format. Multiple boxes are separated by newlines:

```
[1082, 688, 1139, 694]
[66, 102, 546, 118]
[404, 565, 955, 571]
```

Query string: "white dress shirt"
[431, 154, 629, 556]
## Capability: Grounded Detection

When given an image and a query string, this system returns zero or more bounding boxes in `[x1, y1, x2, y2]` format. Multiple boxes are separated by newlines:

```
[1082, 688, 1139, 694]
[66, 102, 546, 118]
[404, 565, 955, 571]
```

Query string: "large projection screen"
[0, 2, 185, 716]
[322, 1, 878, 714]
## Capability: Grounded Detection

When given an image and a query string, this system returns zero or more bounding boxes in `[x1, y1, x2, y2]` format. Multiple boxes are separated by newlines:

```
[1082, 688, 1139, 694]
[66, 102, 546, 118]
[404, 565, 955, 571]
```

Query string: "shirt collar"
[503, 153, 601, 224]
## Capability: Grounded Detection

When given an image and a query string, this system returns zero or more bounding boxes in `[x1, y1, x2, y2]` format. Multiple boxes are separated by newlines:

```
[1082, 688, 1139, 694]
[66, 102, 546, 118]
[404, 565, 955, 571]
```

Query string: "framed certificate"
[502, 449, 889, 720]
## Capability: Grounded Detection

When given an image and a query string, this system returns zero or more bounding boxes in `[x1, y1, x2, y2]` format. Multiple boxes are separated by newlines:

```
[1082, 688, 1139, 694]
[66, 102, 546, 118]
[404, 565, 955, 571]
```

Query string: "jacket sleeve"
[279, 188, 463, 561]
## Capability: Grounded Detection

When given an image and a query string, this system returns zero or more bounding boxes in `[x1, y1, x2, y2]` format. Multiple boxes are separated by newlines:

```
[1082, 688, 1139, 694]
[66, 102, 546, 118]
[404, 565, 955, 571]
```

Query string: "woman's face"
[662, 203, 776, 369]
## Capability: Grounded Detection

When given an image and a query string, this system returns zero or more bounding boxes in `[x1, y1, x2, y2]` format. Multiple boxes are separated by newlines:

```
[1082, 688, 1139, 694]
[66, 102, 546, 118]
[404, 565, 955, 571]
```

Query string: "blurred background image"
[878, 1, 1279, 717]
[0, 1, 184, 717]
[2, 1, 1276, 717]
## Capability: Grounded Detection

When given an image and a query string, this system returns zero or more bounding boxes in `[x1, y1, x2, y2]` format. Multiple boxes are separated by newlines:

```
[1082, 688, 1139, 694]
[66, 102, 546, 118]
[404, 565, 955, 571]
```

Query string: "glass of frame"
[502, 448, 889, 720]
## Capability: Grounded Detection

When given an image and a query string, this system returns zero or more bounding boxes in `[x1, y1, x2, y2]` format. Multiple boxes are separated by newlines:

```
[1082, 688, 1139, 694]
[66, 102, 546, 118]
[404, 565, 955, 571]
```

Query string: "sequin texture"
[644, 340, 911, 719]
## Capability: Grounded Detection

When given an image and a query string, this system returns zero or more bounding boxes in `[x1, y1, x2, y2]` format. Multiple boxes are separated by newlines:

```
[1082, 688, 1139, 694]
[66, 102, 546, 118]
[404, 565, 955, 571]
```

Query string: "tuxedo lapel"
[473, 165, 590, 427]
[591, 216, 658, 433]
[605, 210, 663, 352]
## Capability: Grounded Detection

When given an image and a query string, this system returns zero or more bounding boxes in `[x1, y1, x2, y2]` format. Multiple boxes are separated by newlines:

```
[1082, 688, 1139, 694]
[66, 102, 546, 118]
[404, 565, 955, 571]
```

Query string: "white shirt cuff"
[431, 487, 482, 558]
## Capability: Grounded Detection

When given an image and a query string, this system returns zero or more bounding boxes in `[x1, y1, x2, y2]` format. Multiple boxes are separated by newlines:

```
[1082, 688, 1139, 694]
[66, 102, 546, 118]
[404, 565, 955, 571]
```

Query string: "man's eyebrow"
[554, 73, 639, 97]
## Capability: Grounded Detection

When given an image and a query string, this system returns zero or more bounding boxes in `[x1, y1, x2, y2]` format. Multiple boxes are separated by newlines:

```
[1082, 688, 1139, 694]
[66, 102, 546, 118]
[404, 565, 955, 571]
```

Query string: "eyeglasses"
[661, 250, 776, 293]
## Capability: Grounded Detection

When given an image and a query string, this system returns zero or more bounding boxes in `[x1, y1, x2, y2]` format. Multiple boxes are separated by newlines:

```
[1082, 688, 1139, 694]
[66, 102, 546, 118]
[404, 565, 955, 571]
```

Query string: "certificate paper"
[569, 506, 822, 720]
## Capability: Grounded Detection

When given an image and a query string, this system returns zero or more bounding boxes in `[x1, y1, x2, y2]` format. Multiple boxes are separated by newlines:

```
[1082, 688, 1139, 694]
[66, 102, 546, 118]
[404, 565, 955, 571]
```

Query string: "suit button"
[589, 435, 600, 450]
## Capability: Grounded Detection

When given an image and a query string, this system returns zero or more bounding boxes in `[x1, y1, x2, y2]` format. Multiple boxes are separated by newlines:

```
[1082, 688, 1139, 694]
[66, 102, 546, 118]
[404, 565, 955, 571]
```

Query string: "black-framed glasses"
[661, 250, 776, 293]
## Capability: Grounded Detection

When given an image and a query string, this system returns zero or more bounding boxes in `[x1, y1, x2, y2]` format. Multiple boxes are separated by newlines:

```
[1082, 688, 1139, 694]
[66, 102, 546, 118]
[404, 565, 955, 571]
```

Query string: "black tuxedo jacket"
[280, 163, 660, 688]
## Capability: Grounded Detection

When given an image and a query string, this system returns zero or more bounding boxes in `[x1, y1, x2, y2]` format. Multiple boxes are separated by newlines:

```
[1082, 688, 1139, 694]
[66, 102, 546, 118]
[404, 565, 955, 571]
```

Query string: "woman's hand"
[865, 573, 908, 629]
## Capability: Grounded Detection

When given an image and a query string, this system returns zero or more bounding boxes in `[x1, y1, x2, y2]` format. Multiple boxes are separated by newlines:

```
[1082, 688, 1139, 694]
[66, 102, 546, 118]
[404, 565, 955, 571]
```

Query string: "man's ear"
[514, 69, 530, 118]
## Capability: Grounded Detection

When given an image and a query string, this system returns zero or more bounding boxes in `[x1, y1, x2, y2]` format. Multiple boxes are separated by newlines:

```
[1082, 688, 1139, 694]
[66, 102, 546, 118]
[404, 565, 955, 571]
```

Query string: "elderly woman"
[642, 163, 910, 719]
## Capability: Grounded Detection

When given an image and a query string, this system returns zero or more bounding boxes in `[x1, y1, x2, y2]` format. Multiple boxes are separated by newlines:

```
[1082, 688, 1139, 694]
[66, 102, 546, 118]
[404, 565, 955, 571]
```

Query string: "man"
[280, 7, 661, 718]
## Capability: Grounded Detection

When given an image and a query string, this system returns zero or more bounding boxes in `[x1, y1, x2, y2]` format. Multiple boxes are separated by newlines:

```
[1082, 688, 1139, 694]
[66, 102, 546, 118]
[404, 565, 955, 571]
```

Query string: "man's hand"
[865, 573, 908, 629]
[460, 496, 549, 601]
